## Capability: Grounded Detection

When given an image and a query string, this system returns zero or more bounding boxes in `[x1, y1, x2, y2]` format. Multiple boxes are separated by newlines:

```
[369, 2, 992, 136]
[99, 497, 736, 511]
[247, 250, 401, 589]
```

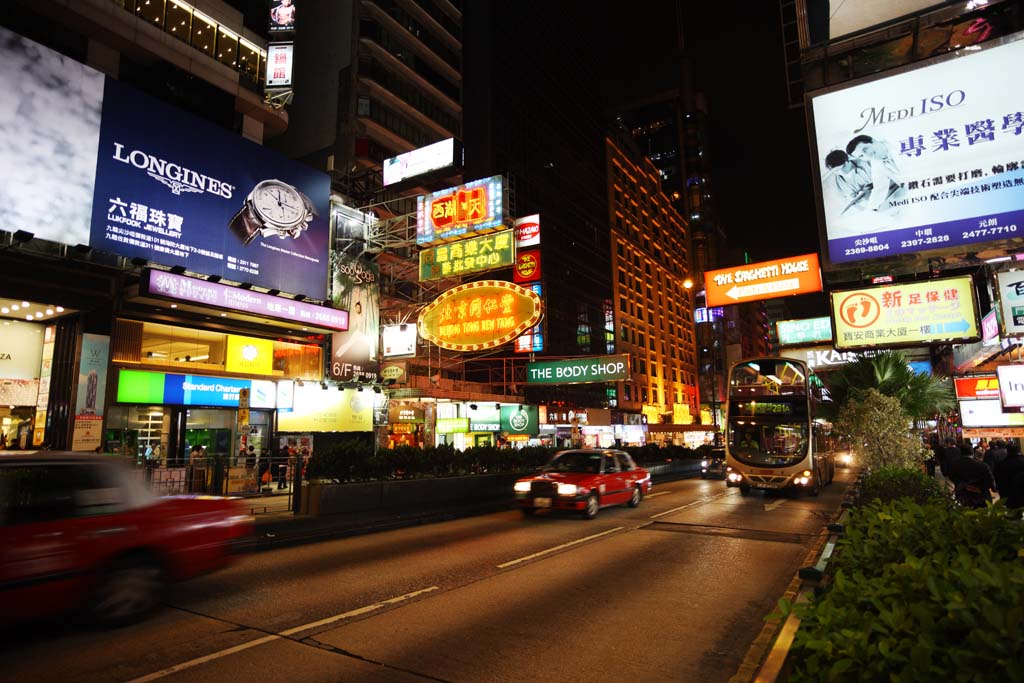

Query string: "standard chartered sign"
[527, 354, 629, 385]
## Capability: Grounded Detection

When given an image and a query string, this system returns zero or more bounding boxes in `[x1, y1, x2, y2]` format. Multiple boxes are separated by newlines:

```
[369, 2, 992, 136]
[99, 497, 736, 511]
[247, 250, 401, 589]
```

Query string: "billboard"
[777, 316, 834, 346]
[277, 384, 373, 432]
[704, 254, 823, 308]
[960, 398, 1024, 427]
[383, 138, 459, 187]
[955, 375, 1000, 400]
[995, 270, 1024, 338]
[526, 355, 630, 385]
[416, 176, 506, 246]
[266, 43, 294, 87]
[514, 214, 541, 248]
[269, 0, 297, 33]
[418, 229, 514, 281]
[809, 0, 943, 44]
[0, 27, 330, 299]
[116, 369, 276, 408]
[809, 32, 1024, 267]
[381, 325, 416, 359]
[71, 333, 109, 451]
[513, 249, 542, 283]
[831, 276, 979, 349]
[514, 282, 545, 353]
[996, 364, 1024, 410]
[418, 280, 543, 352]
[330, 254, 380, 382]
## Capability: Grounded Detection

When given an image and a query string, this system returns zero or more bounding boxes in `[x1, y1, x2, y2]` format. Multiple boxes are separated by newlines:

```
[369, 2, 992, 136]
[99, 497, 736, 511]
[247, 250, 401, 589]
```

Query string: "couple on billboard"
[823, 134, 907, 225]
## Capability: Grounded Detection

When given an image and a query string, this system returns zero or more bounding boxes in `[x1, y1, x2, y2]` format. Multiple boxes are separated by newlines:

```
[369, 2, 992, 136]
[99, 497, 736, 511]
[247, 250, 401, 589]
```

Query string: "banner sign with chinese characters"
[954, 375, 1000, 400]
[809, 32, 1024, 267]
[416, 176, 506, 246]
[776, 316, 834, 346]
[704, 253, 823, 307]
[514, 282, 544, 353]
[0, 28, 331, 299]
[831, 276, 979, 349]
[418, 229, 514, 281]
[526, 354, 630, 385]
[265, 43, 294, 87]
[995, 270, 1024, 338]
[418, 280, 543, 352]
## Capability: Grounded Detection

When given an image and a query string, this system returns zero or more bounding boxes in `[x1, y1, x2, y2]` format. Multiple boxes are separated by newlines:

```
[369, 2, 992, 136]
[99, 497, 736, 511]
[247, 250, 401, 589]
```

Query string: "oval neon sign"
[418, 280, 543, 352]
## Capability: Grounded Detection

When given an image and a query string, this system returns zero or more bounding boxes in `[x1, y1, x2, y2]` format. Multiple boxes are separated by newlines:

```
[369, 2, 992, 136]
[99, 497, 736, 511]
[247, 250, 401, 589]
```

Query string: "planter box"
[305, 473, 522, 517]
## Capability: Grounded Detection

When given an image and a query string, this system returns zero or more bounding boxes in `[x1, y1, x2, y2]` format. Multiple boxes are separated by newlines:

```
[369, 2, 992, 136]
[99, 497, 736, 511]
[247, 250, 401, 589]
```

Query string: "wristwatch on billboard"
[229, 179, 316, 245]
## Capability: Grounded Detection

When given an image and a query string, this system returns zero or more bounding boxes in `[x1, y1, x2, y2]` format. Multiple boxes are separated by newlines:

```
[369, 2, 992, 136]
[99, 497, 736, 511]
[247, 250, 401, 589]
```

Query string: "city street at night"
[4, 473, 853, 683]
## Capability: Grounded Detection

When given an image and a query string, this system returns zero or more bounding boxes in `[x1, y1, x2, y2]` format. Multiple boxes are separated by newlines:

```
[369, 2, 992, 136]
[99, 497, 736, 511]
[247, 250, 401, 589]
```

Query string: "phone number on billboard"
[962, 225, 1017, 239]
[844, 243, 891, 257]
[899, 235, 951, 248]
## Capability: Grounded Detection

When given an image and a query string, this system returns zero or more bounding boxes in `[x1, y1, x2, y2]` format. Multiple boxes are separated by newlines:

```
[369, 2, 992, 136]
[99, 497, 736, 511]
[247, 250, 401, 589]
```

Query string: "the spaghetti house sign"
[418, 280, 543, 352]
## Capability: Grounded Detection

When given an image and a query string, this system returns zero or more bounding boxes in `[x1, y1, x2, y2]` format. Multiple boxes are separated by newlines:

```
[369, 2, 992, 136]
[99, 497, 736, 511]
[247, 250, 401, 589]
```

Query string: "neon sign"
[416, 176, 506, 246]
[418, 280, 543, 352]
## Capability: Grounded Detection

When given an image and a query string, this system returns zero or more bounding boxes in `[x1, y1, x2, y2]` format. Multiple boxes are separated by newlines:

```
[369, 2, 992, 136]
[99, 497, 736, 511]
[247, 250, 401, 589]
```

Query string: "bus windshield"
[727, 358, 812, 468]
[727, 418, 808, 468]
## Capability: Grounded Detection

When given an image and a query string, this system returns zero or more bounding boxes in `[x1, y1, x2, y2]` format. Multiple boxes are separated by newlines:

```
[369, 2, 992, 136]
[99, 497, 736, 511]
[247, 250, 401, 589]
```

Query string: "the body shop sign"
[527, 354, 630, 385]
[777, 316, 833, 346]
[501, 405, 539, 435]
[831, 276, 979, 349]
[416, 175, 506, 246]
[704, 254, 822, 307]
[418, 229, 514, 281]
[418, 280, 543, 352]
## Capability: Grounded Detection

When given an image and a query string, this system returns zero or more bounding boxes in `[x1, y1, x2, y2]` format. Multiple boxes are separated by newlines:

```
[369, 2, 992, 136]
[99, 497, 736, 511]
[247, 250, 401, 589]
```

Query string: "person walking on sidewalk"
[938, 437, 961, 477]
[948, 447, 996, 508]
[994, 442, 1024, 510]
[985, 438, 1008, 472]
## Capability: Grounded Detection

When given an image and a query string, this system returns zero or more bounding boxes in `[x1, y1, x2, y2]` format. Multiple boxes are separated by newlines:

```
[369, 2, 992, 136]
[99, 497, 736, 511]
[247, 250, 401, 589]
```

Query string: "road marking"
[497, 527, 624, 569]
[764, 499, 788, 511]
[646, 491, 670, 499]
[649, 489, 734, 519]
[125, 586, 440, 683]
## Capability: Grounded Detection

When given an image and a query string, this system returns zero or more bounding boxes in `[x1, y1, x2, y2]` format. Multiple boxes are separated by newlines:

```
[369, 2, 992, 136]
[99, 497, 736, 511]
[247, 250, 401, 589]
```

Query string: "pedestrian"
[947, 446, 996, 508]
[985, 439, 1008, 471]
[246, 445, 257, 469]
[993, 442, 1024, 509]
[925, 434, 940, 477]
[938, 437, 961, 477]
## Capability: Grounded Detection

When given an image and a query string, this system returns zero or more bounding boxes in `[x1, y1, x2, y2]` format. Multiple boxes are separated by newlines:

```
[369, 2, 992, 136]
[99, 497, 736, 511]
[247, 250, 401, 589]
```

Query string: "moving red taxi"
[0, 453, 253, 627]
[514, 449, 652, 519]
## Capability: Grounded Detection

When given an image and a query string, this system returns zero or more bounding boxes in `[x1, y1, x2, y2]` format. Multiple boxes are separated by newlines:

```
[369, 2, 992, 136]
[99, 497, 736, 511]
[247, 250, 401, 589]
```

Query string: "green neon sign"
[526, 354, 630, 385]
[418, 229, 515, 281]
[777, 317, 833, 346]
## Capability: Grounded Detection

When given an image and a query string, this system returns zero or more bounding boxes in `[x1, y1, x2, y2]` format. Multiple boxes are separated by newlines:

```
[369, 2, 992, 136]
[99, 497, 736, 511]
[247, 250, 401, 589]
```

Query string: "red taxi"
[514, 449, 652, 519]
[0, 453, 253, 627]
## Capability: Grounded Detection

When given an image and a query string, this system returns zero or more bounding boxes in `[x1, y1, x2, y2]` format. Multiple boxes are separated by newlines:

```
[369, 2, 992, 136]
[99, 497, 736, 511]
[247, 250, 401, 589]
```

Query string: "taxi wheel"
[627, 486, 642, 508]
[91, 554, 163, 628]
[582, 493, 599, 519]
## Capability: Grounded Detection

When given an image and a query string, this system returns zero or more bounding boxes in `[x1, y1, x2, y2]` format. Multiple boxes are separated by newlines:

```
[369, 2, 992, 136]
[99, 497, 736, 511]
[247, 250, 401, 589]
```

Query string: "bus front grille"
[746, 474, 789, 485]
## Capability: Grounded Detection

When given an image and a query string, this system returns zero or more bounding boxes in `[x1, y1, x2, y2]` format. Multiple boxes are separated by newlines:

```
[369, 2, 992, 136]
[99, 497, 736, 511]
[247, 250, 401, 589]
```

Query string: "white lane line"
[497, 527, 624, 569]
[125, 586, 440, 683]
[649, 489, 735, 519]
[764, 499, 788, 511]
[646, 491, 670, 499]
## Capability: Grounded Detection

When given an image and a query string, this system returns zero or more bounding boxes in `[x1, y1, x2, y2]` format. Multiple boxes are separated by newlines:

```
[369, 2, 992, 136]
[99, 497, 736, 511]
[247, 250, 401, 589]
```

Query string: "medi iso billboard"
[0, 27, 330, 300]
[808, 31, 1024, 268]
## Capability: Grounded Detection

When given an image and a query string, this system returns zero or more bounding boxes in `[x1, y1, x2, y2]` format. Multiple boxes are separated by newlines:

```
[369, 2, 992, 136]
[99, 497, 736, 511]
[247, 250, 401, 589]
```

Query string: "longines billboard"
[808, 31, 1024, 268]
[0, 27, 330, 300]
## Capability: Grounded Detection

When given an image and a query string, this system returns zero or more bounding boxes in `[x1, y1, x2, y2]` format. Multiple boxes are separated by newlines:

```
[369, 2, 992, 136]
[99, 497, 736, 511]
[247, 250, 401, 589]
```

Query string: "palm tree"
[822, 349, 956, 422]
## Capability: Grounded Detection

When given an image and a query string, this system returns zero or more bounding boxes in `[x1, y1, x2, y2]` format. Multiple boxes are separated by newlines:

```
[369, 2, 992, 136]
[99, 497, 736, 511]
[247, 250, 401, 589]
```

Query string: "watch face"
[251, 180, 307, 228]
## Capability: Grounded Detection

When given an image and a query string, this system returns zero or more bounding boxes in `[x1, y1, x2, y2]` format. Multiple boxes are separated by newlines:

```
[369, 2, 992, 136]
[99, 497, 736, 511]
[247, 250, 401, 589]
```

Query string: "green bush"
[858, 465, 952, 507]
[782, 499, 1024, 681]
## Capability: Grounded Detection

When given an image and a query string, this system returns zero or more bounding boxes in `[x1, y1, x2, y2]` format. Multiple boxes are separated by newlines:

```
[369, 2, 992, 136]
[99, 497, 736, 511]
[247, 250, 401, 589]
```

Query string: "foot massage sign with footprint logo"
[838, 293, 881, 329]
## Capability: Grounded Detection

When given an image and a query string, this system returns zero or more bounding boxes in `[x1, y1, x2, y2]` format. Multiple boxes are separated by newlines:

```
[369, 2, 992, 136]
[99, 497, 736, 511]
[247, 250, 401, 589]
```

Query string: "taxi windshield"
[543, 451, 602, 473]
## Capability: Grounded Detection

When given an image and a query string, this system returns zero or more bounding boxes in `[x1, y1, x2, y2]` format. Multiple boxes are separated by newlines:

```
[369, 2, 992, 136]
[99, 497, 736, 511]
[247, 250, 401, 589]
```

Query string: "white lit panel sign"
[266, 43, 294, 87]
[383, 138, 457, 187]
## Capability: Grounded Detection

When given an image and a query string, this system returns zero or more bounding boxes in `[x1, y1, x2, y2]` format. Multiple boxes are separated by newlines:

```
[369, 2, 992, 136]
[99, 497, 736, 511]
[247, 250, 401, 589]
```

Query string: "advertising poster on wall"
[0, 27, 331, 299]
[831, 276, 979, 349]
[71, 334, 110, 451]
[33, 325, 56, 447]
[995, 270, 1024, 338]
[277, 384, 372, 432]
[330, 254, 380, 382]
[810, 32, 1024, 266]
[269, 0, 297, 33]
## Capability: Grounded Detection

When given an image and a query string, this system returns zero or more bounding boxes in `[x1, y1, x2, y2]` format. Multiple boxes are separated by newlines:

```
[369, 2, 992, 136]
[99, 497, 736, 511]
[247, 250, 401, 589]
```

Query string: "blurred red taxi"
[514, 449, 652, 519]
[0, 453, 252, 626]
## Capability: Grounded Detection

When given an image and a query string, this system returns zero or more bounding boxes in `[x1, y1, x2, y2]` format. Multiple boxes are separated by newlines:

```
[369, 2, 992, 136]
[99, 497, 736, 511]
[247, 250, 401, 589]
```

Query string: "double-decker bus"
[724, 357, 836, 496]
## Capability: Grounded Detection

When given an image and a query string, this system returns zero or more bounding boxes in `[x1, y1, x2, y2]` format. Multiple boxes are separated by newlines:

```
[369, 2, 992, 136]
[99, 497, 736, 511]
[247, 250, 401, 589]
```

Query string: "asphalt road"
[4, 470, 855, 683]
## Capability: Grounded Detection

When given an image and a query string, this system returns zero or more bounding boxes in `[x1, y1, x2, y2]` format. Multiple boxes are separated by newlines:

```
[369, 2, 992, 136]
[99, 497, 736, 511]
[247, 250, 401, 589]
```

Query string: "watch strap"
[229, 206, 261, 245]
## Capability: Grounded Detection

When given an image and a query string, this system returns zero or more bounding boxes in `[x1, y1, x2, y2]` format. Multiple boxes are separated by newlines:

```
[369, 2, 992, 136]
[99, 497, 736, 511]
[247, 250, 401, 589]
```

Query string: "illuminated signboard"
[416, 175, 506, 246]
[269, 0, 297, 33]
[265, 43, 294, 87]
[513, 249, 542, 283]
[436, 417, 469, 434]
[418, 280, 543, 352]
[809, 32, 1024, 267]
[995, 270, 1024, 338]
[381, 325, 417, 358]
[277, 383, 373, 432]
[694, 307, 724, 324]
[704, 253, 822, 308]
[527, 354, 630, 385]
[225, 335, 274, 375]
[418, 229, 514, 281]
[514, 214, 540, 248]
[955, 375, 1000, 400]
[383, 138, 458, 187]
[116, 369, 276, 408]
[960, 399, 1024, 427]
[997, 364, 1024, 409]
[514, 282, 545, 353]
[731, 401, 794, 417]
[777, 316, 834, 346]
[831, 276, 979, 350]
[142, 270, 348, 330]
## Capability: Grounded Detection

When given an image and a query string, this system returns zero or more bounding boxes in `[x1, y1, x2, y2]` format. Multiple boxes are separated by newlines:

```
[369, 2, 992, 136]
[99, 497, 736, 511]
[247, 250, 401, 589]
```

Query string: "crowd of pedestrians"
[928, 435, 1024, 510]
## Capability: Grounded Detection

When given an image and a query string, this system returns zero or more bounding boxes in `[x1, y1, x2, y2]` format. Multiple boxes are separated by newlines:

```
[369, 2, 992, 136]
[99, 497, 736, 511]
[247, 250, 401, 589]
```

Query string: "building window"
[136, 0, 166, 27]
[191, 9, 216, 56]
[216, 27, 239, 68]
[166, 0, 191, 43]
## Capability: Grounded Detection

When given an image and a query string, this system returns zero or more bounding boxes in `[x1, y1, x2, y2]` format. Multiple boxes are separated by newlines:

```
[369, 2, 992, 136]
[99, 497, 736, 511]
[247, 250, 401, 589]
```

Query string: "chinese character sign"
[831, 276, 979, 349]
[266, 43, 294, 87]
[811, 34, 1024, 266]
[331, 254, 380, 382]
[416, 176, 506, 246]
[418, 229, 515, 281]
[418, 280, 543, 352]
[995, 270, 1024, 338]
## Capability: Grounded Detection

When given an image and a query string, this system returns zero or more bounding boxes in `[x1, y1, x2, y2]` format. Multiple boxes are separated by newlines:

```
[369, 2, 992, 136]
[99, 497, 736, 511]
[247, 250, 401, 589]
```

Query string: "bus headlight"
[796, 476, 809, 485]
[728, 472, 742, 483]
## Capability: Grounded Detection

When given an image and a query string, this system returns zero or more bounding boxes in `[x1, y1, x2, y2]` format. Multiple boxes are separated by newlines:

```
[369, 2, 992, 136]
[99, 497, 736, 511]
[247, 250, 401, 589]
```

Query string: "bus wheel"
[739, 484, 751, 496]
[809, 475, 821, 497]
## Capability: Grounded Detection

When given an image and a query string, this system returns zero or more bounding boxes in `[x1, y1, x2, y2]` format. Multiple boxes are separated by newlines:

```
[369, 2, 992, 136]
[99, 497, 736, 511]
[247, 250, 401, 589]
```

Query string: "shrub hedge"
[781, 487, 1024, 682]
[305, 441, 702, 483]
